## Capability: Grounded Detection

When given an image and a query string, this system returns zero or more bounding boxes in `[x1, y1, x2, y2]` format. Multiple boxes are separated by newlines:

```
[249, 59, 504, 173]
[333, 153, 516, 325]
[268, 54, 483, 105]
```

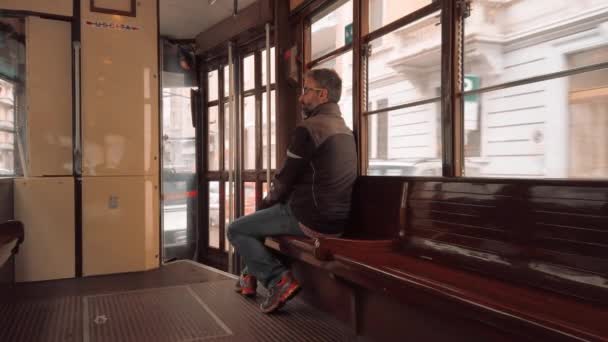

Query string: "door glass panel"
[262, 90, 277, 169]
[208, 69, 218, 102]
[243, 95, 256, 170]
[208, 181, 220, 248]
[224, 102, 231, 170]
[208, 106, 219, 170]
[224, 181, 234, 251]
[261, 47, 276, 86]
[162, 84, 198, 260]
[244, 182, 256, 216]
[223, 66, 230, 98]
[243, 54, 255, 91]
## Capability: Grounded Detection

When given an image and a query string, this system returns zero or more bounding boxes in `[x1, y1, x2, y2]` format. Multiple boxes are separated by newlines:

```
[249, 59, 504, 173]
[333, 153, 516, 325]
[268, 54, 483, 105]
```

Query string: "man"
[227, 68, 357, 314]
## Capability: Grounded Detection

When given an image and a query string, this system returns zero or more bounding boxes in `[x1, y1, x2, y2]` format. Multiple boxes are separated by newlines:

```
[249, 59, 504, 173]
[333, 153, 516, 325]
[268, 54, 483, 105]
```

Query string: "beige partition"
[13, 177, 75, 282]
[0, 0, 72, 16]
[82, 176, 159, 276]
[81, 0, 159, 177]
[26, 17, 73, 176]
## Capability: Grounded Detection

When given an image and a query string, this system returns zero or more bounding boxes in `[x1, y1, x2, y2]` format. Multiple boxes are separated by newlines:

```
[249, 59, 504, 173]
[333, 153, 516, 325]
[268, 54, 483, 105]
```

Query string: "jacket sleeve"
[259, 126, 315, 210]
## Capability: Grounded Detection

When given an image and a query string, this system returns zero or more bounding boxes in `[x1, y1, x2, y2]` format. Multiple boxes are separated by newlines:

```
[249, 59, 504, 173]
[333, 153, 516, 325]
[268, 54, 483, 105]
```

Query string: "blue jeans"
[227, 203, 305, 288]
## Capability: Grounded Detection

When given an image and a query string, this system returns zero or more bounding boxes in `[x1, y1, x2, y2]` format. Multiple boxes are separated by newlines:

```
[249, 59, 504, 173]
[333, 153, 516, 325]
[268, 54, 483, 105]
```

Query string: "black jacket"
[261, 102, 357, 235]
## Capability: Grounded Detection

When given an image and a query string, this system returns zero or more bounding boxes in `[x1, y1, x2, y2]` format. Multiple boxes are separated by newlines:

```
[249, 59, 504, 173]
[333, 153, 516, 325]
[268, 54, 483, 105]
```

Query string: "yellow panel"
[0, 0, 72, 16]
[26, 17, 73, 176]
[82, 176, 159, 276]
[81, 0, 159, 176]
[13, 177, 75, 282]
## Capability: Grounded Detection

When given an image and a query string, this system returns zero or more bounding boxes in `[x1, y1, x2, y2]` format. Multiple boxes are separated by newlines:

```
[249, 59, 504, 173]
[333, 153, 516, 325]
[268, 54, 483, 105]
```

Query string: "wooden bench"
[0, 220, 24, 284]
[266, 176, 608, 341]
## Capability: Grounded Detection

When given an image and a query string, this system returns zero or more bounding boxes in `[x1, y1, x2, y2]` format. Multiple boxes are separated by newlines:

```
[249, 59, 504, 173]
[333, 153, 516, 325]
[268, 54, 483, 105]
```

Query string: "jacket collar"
[307, 102, 341, 118]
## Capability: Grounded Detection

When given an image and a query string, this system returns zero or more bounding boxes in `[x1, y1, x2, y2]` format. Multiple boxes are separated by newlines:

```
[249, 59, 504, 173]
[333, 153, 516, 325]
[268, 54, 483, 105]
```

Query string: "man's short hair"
[306, 68, 342, 103]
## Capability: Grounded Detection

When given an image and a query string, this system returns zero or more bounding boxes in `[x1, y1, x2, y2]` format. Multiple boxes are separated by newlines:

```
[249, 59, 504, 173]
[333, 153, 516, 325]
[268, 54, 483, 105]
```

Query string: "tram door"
[201, 38, 277, 272]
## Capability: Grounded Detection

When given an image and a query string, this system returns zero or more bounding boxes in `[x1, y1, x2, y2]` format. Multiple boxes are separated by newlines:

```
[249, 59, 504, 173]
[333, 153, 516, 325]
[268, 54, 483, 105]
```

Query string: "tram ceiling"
[160, 0, 258, 39]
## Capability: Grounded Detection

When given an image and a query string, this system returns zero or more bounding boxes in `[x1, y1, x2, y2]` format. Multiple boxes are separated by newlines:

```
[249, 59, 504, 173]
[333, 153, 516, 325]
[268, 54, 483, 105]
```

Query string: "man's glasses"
[302, 86, 324, 94]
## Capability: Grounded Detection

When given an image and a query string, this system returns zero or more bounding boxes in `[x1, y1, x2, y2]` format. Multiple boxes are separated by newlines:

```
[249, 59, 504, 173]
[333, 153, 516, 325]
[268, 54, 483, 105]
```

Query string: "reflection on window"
[243, 54, 255, 91]
[368, 12, 441, 109]
[367, 101, 442, 176]
[208, 181, 220, 248]
[262, 90, 277, 169]
[261, 47, 276, 86]
[464, 0, 608, 90]
[162, 87, 196, 173]
[311, 0, 353, 60]
[316, 50, 353, 129]
[208, 106, 219, 170]
[207, 69, 218, 101]
[244, 182, 256, 216]
[243, 96, 256, 170]
[368, 0, 432, 32]
[0, 17, 24, 177]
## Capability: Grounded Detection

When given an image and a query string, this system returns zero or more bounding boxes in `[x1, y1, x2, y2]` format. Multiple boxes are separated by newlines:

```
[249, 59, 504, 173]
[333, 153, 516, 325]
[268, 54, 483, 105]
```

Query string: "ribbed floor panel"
[0, 261, 357, 341]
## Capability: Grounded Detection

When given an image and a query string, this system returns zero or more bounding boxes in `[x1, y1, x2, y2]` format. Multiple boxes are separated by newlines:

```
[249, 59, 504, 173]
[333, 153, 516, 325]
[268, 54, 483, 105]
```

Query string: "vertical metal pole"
[227, 42, 236, 273]
[265, 23, 272, 185]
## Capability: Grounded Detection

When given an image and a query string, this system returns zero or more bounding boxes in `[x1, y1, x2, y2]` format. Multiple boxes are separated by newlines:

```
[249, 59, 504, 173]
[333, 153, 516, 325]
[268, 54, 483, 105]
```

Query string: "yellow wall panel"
[81, 0, 159, 176]
[26, 17, 73, 176]
[13, 177, 75, 282]
[0, 0, 72, 16]
[82, 176, 159, 276]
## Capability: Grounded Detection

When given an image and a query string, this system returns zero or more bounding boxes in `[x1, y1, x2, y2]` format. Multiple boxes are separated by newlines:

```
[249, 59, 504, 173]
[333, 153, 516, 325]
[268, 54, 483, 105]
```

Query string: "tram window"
[367, 101, 442, 176]
[369, 0, 433, 33]
[367, 12, 441, 109]
[207, 69, 218, 102]
[463, 0, 608, 91]
[207, 106, 219, 171]
[243, 54, 255, 91]
[243, 95, 256, 170]
[316, 50, 354, 130]
[261, 47, 276, 86]
[463, 0, 608, 179]
[208, 181, 220, 248]
[0, 17, 24, 177]
[262, 90, 277, 169]
[311, 0, 353, 61]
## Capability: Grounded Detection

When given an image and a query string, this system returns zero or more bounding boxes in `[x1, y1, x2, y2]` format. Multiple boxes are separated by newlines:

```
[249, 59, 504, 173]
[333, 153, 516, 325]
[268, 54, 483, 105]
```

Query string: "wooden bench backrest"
[347, 177, 407, 239]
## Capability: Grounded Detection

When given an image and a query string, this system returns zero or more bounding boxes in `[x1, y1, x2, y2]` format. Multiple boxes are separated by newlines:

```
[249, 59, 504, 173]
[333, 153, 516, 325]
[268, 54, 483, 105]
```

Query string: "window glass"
[207, 106, 219, 170]
[208, 181, 220, 248]
[243, 95, 256, 170]
[311, 0, 353, 60]
[223, 66, 230, 98]
[0, 17, 25, 176]
[261, 47, 276, 86]
[262, 90, 277, 169]
[207, 69, 218, 101]
[464, 67, 608, 178]
[368, 12, 441, 110]
[224, 102, 231, 170]
[316, 50, 354, 129]
[244, 182, 256, 216]
[367, 101, 442, 176]
[464, 0, 608, 90]
[243, 54, 255, 91]
[369, 0, 433, 32]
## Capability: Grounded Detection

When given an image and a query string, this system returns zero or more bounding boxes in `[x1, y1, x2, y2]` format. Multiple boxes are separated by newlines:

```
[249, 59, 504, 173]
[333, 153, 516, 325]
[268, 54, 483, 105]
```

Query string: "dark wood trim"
[90, 0, 136, 17]
[155, 0, 162, 266]
[440, 0, 456, 177]
[73, 0, 83, 278]
[0, 9, 73, 22]
[353, 0, 366, 176]
[307, 43, 353, 68]
[453, 0, 465, 177]
[362, 2, 441, 43]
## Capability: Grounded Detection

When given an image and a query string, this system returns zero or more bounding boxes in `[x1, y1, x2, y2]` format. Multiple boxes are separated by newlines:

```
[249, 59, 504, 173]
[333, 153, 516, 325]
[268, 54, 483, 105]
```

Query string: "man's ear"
[321, 89, 329, 101]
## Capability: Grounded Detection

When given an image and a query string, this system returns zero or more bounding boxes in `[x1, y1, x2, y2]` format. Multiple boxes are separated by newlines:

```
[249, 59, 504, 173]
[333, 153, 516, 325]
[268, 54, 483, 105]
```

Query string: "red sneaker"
[260, 271, 301, 314]
[234, 274, 257, 297]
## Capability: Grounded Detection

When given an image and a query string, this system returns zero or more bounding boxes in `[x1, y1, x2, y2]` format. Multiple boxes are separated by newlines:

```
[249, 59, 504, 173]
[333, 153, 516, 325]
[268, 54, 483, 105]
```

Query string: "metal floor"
[0, 261, 357, 341]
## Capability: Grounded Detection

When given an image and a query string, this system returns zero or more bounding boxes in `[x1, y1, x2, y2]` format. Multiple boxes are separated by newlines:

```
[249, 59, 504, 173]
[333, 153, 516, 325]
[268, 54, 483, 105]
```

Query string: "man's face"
[299, 77, 328, 117]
